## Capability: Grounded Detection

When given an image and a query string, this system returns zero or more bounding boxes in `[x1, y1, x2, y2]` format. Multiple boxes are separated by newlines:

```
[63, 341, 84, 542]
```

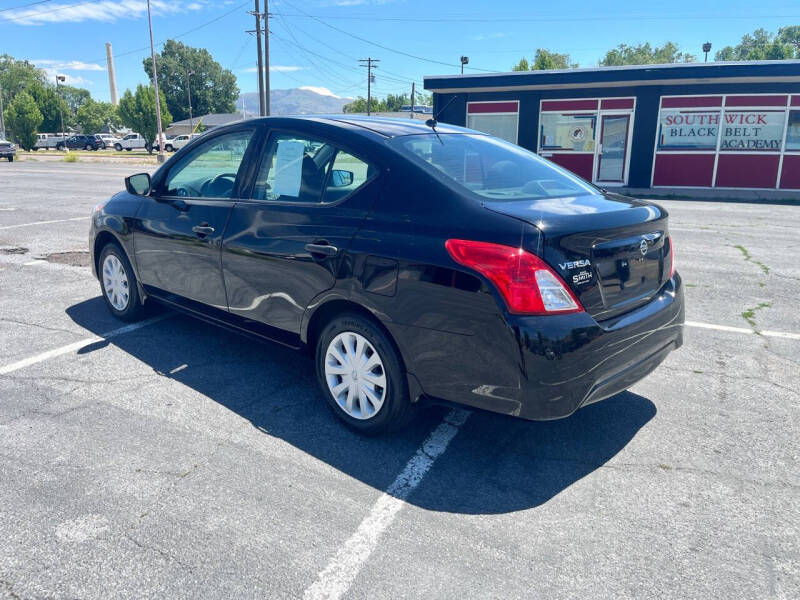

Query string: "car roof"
[253, 115, 473, 139]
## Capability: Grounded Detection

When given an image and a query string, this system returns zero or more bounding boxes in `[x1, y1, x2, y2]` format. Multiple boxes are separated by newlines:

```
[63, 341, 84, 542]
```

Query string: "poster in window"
[657, 110, 720, 150]
[720, 110, 786, 151]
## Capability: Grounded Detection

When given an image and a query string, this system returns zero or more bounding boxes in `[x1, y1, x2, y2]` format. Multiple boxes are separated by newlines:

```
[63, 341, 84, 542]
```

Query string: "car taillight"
[668, 236, 675, 278]
[445, 239, 583, 315]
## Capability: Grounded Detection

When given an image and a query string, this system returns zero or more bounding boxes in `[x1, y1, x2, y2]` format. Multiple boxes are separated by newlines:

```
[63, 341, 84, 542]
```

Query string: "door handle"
[305, 243, 339, 257]
[192, 224, 215, 236]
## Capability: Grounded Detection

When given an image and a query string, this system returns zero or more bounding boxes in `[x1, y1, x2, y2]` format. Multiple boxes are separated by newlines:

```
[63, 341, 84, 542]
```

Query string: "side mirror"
[329, 169, 354, 188]
[125, 173, 152, 196]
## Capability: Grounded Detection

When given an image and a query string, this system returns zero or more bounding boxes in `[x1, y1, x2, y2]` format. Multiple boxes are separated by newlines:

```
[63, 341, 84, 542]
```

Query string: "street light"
[0, 83, 6, 140]
[55, 74, 67, 151]
[460, 55, 469, 74]
[186, 69, 195, 135]
[703, 42, 712, 63]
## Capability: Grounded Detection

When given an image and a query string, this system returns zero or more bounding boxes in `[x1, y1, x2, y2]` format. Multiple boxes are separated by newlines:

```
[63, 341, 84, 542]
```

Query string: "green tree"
[0, 55, 46, 106]
[118, 84, 171, 153]
[59, 85, 91, 113]
[384, 93, 410, 111]
[511, 49, 577, 71]
[4, 91, 43, 150]
[143, 39, 239, 122]
[715, 26, 799, 61]
[28, 83, 71, 132]
[600, 42, 695, 66]
[342, 96, 386, 113]
[76, 99, 120, 133]
[512, 57, 530, 71]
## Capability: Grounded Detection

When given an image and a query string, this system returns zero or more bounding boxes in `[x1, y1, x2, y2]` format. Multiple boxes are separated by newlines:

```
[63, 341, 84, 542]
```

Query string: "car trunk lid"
[485, 193, 671, 321]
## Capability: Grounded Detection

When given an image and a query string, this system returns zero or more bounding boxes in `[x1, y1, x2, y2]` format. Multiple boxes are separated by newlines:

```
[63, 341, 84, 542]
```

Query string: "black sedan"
[89, 116, 684, 434]
[57, 134, 102, 151]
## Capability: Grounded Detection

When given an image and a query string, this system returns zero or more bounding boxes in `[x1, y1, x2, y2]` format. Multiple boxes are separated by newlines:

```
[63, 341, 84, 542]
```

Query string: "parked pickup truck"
[113, 133, 149, 151]
[156, 133, 199, 152]
[0, 138, 16, 162]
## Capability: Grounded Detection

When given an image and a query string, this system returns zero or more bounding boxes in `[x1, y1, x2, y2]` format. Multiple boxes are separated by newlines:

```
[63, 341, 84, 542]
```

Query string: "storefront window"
[785, 110, 800, 151]
[719, 110, 786, 151]
[657, 110, 720, 150]
[539, 114, 596, 152]
[466, 113, 519, 144]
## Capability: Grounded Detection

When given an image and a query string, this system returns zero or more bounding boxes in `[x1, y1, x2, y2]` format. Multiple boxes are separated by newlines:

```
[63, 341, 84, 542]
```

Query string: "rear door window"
[253, 133, 376, 204]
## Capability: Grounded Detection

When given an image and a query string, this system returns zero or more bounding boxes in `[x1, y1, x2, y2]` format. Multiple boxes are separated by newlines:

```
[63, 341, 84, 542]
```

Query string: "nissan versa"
[89, 116, 684, 434]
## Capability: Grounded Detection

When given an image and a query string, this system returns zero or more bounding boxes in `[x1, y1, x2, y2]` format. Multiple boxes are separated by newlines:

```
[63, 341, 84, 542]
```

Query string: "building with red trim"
[424, 61, 800, 191]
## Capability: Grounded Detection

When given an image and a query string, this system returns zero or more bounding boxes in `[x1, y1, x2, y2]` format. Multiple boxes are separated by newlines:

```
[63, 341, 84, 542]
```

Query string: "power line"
[359, 58, 379, 116]
[0, 0, 52, 15]
[279, 0, 499, 73]
[270, 11, 800, 24]
[0, 0, 103, 23]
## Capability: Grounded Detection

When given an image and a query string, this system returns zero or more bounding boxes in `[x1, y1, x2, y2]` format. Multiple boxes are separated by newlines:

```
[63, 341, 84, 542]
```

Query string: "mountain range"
[237, 87, 353, 116]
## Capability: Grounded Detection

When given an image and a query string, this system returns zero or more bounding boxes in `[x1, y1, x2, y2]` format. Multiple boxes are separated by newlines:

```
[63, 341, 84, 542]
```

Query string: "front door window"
[163, 129, 254, 198]
[596, 115, 630, 183]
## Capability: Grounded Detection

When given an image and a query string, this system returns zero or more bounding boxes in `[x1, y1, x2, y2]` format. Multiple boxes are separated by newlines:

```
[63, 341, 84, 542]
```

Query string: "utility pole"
[251, 0, 266, 116]
[702, 42, 712, 63]
[55, 74, 67, 151]
[359, 58, 379, 116]
[186, 68, 195, 134]
[0, 83, 5, 140]
[410, 82, 415, 119]
[263, 0, 270, 116]
[146, 0, 166, 163]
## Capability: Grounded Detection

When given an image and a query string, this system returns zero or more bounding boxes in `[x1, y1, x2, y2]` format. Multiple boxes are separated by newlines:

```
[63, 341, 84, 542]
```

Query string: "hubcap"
[324, 332, 387, 420]
[102, 254, 129, 311]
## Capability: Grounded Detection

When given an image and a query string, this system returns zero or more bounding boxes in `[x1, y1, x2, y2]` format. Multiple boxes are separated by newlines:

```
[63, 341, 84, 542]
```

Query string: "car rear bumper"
[0, 150, 15, 157]
[389, 274, 684, 420]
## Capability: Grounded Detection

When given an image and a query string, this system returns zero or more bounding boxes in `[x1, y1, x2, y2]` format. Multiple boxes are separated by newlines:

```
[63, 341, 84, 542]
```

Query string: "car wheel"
[7, 156, 13, 162]
[126, 148, 132, 152]
[56, 144, 63, 151]
[98, 243, 144, 322]
[85, 144, 92, 151]
[165, 144, 174, 152]
[32, 147, 38, 152]
[114, 143, 122, 151]
[316, 313, 412, 434]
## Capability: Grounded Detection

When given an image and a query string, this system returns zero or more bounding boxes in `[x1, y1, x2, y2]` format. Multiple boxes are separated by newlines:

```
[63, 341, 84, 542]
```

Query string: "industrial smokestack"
[106, 42, 118, 106]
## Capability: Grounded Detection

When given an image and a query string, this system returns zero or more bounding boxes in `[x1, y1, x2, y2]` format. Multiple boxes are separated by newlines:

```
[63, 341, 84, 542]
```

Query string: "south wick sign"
[662, 111, 785, 150]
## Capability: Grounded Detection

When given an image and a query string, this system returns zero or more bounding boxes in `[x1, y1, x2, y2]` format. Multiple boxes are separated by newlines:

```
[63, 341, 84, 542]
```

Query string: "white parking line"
[0, 314, 170, 376]
[0, 216, 89, 230]
[685, 320, 800, 340]
[303, 408, 471, 600]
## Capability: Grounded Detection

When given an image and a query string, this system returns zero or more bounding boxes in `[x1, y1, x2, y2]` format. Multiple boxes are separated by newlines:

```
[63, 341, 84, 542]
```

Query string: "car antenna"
[425, 118, 444, 145]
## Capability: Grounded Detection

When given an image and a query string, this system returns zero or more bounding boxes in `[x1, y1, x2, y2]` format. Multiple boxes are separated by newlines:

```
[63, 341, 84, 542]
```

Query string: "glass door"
[595, 114, 631, 184]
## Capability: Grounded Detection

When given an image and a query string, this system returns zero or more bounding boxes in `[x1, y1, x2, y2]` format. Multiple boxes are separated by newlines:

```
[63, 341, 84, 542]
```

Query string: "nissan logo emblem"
[639, 239, 649, 256]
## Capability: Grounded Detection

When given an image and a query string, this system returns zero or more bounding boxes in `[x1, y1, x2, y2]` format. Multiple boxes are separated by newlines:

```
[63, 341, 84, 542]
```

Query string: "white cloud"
[241, 65, 304, 73]
[299, 86, 340, 98]
[4, 0, 199, 26]
[470, 31, 511, 41]
[40, 70, 91, 86]
[33, 60, 105, 71]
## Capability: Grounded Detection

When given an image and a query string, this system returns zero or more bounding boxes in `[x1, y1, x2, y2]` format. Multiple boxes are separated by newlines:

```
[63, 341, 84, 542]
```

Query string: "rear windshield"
[389, 133, 597, 201]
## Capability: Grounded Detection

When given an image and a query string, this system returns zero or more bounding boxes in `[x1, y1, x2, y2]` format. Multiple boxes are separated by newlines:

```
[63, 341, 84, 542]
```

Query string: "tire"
[114, 143, 122, 151]
[98, 242, 145, 322]
[85, 144, 92, 151]
[165, 144, 174, 152]
[32, 147, 38, 152]
[56, 144, 64, 151]
[126, 148, 132, 152]
[315, 313, 412, 435]
[7, 156, 13, 162]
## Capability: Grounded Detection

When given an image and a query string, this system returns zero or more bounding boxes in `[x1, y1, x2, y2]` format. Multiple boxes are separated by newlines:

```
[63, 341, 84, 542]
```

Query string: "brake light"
[445, 239, 583, 315]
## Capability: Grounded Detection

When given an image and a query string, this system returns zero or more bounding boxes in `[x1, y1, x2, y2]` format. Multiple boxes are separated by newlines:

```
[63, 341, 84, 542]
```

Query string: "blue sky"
[1, 0, 799, 103]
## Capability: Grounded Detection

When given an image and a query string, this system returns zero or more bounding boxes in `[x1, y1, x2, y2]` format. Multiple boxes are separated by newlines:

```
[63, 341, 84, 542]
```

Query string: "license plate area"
[592, 231, 664, 307]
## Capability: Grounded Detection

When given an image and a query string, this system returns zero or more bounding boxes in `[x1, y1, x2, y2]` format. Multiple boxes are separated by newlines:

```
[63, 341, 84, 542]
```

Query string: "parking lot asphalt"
[1, 161, 798, 599]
